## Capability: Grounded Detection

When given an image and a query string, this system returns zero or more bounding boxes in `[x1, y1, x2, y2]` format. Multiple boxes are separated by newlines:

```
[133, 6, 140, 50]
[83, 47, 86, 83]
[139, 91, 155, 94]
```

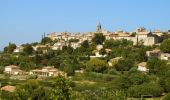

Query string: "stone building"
[46, 23, 159, 48]
[4, 65, 24, 75]
[30, 66, 66, 77]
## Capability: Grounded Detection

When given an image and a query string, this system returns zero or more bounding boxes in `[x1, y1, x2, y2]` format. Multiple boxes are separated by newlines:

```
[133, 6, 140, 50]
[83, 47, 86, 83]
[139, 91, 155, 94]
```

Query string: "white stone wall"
[143, 37, 155, 46]
[5, 68, 12, 72]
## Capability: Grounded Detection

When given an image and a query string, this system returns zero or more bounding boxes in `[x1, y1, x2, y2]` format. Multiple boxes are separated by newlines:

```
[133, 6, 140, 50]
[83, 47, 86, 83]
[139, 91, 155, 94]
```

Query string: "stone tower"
[96, 22, 102, 33]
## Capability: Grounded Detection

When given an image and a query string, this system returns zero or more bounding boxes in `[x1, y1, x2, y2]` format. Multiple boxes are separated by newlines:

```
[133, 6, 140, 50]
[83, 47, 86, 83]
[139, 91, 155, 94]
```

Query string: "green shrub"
[163, 93, 170, 100]
[128, 82, 163, 98]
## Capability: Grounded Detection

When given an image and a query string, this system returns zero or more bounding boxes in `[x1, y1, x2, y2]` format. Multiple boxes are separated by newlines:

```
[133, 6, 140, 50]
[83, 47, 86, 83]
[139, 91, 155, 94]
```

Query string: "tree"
[1, 91, 17, 100]
[104, 39, 133, 49]
[115, 59, 134, 71]
[15, 79, 49, 100]
[127, 82, 163, 98]
[86, 58, 108, 73]
[50, 76, 72, 100]
[99, 48, 106, 55]
[128, 72, 147, 85]
[104, 39, 120, 49]
[163, 93, 170, 100]
[136, 46, 148, 62]
[160, 33, 170, 43]
[81, 40, 89, 48]
[19, 62, 35, 71]
[130, 32, 136, 37]
[59, 55, 81, 76]
[160, 39, 170, 53]
[0, 66, 4, 74]
[4, 43, 16, 53]
[92, 33, 105, 45]
[41, 59, 49, 66]
[48, 57, 61, 68]
[79, 89, 127, 100]
[164, 78, 170, 92]
[63, 65, 75, 76]
[69, 39, 79, 43]
[146, 57, 167, 74]
[110, 74, 131, 90]
[23, 44, 34, 55]
[41, 37, 53, 45]
[62, 46, 73, 54]
[121, 39, 133, 47]
[31, 42, 39, 46]
[34, 51, 42, 65]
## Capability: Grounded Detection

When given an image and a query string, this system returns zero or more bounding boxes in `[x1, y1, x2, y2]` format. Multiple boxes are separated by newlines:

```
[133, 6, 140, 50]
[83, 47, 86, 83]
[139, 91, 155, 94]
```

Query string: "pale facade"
[13, 46, 23, 53]
[46, 24, 159, 49]
[146, 49, 161, 58]
[137, 62, 148, 72]
[4, 65, 24, 75]
[161, 53, 170, 61]
[30, 66, 66, 77]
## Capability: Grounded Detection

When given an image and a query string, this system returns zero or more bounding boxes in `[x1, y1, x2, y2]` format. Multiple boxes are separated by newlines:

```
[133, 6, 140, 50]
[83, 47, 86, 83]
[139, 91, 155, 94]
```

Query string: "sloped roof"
[1, 85, 16, 92]
[138, 62, 147, 67]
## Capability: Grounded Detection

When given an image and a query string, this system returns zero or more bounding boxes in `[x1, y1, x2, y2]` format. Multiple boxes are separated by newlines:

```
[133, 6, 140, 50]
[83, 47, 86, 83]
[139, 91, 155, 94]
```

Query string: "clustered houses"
[13, 23, 165, 53]
[147, 49, 170, 61]
[107, 49, 170, 73]
[137, 49, 170, 72]
[3, 65, 66, 78]
[47, 23, 163, 49]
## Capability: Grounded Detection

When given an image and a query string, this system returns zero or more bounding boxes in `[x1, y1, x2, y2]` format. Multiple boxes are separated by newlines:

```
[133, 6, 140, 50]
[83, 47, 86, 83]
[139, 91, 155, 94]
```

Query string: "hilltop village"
[1, 23, 170, 99]
[47, 22, 162, 48]
[13, 23, 168, 53]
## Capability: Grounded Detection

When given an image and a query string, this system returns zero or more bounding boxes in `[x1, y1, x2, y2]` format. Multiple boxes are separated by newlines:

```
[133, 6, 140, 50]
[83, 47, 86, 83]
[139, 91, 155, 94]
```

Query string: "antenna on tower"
[41, 33, 43, 43]
[44, 32, 46, 38]
[150, 29, 152, 33]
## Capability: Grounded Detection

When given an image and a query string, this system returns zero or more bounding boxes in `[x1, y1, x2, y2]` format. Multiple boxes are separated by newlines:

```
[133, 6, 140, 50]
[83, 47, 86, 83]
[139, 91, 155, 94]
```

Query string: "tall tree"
[41, 37, 53, 45]
[81, 40, 89, 48]
[160, 39, 170, 53]
[23, 44, 34, 55]
[4, 43, 16, 53]
[86, 58, 108, 73]
[146, 57, 167, 74]
[92, 33, 105, 45]
[50, 76, 72, 100]
[115, 59, 134, 71]
[15, 79, 49, 100]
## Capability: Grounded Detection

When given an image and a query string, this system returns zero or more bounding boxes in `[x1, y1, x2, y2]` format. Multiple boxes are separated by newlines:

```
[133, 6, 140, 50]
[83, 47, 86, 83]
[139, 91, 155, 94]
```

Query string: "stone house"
[160, 53, 170, 61]
[4, 65, 24, 75]
[30, 66, 66, 77]
[146, 49, 161, 58]
[137, 62, 149, 72]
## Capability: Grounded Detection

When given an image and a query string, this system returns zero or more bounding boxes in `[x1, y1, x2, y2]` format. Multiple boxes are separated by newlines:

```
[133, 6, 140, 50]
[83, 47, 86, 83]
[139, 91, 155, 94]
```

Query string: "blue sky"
[0, 0, 170, 50]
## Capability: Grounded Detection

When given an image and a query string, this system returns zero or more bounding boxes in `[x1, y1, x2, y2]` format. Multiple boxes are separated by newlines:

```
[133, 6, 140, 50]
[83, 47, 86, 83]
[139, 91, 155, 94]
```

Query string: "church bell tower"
[96, 22, 102, 33]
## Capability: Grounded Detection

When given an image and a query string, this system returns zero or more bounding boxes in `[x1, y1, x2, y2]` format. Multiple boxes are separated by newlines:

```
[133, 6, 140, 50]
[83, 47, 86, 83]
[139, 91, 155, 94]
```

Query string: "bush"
[160, 39, 170, 53]
[106, 68, 120, 75]
[128, 72, 147, 85]
[86, 58, 108, 73]
[128, 83, 163, 98]
[163, 93, 170, 100]
[164, 78, 170, 92]
[115, 59, 134, 71]
[79, 89, 127, 100]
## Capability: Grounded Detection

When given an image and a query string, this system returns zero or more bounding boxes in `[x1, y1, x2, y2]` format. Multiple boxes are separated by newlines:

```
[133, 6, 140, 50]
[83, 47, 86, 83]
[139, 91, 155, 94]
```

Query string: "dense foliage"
[1, 33, 170, 99]
[92, 33, 105, 45]
[4, 43, 16, 53]
[160, 39, 170, 53]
